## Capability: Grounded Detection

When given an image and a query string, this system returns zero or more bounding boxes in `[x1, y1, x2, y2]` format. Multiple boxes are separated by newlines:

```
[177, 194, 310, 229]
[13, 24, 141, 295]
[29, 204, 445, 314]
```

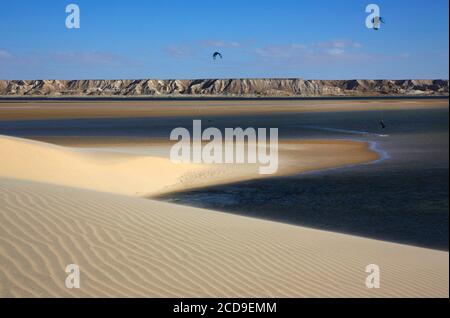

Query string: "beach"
[0, 98, 447, 121]
[0, 135, 378, 197]
[0, 99, 448, 297]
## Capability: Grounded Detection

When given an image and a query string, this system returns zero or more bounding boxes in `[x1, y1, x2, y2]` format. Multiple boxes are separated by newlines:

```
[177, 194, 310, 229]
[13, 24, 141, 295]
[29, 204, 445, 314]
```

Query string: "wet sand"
[0, 98, 447, 121]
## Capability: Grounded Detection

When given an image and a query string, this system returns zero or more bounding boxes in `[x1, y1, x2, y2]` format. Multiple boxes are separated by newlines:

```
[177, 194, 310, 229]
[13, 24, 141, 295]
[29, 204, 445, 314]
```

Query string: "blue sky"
[0, 0, 448, 79]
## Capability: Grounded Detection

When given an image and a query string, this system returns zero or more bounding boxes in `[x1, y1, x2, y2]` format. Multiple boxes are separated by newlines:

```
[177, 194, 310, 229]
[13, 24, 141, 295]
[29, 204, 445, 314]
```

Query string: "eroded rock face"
[0, 79, 448, 97]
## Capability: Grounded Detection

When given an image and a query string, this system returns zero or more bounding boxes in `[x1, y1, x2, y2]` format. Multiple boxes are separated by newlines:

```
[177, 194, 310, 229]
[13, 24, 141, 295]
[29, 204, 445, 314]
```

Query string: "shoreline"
[154, 139, 389, 199]
[0, 98, 448, 121]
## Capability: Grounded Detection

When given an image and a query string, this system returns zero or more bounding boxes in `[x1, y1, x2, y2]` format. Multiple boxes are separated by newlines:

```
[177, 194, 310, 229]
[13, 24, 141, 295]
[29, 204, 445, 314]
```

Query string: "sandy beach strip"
[0, 135, 379, 197]
[0, 99, 448, 121]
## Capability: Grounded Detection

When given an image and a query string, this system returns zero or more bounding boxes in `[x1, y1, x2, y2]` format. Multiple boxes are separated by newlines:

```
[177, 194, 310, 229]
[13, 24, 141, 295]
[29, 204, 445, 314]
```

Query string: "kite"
[213, 52, 223, 60]
[372, 16, 385, 30]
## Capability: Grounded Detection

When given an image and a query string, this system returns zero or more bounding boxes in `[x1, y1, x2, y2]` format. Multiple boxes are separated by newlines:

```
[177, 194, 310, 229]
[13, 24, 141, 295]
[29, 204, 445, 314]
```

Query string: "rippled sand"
[0, 135, 448, 297]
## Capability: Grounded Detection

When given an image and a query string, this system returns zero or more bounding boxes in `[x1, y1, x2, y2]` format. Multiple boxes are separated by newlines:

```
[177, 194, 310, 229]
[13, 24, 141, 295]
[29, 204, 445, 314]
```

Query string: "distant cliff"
[0, 79, 448, 97]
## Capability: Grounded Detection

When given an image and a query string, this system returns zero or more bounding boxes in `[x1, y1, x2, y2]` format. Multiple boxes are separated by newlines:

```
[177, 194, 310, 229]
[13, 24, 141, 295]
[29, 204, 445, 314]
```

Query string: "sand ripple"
[0, 177, 448, 297]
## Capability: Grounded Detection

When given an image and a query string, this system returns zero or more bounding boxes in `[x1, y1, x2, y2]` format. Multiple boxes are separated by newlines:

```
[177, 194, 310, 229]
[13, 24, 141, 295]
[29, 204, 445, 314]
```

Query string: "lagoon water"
[0, 107, 448, 249]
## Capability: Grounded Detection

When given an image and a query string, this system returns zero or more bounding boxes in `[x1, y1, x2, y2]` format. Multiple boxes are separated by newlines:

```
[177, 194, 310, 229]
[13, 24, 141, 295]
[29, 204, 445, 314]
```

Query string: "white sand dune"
[0, 135, 448, 297]
[0, 177, 447, 297]
[0, 135, 378, 197]
[0, 135, 206, 197]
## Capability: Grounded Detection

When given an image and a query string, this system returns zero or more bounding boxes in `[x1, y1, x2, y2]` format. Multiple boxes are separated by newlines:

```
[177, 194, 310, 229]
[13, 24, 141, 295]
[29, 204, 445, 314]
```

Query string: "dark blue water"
[160, 109, 449, 250]
[0, 107, 448, 249]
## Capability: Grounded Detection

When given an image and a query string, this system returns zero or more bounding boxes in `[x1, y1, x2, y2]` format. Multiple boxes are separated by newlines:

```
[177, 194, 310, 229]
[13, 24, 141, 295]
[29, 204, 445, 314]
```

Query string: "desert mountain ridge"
[0, 79, 448, 97]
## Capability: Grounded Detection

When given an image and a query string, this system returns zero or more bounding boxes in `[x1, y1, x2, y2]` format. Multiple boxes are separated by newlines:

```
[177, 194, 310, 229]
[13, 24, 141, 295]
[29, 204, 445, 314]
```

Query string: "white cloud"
[315, 39, 363, 49]
[0, 49, 13, 59]
[200, 40, 242, 48]
[326, 48, 345, 56]
[290, 44, 307, 49]
[51, 51, 126, 65]
[254, 43, 308, 59]
[250, 39, 375, 65]
[165, 40, 244, 59]
[166, 45, 193, 58]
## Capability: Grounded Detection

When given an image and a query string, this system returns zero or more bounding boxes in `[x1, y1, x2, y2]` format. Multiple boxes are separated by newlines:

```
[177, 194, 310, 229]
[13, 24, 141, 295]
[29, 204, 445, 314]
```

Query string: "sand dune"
[0, 135, 378, 197]
[0, 135, 447, 297]
[0, 177, 447, 297]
